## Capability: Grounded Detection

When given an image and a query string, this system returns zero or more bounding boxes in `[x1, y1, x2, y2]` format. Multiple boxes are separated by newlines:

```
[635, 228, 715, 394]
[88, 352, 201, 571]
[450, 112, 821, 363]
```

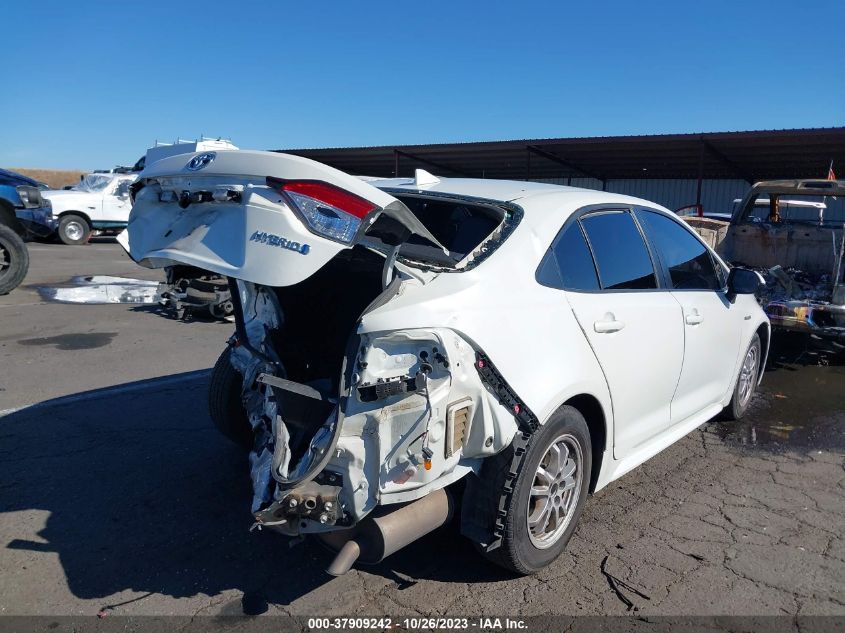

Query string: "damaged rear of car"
[122, 149, 769, 576]
[120, 150, 525, 573]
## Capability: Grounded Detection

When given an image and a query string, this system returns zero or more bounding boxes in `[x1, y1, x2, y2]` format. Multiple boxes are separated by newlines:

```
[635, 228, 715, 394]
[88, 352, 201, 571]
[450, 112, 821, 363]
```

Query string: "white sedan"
[121, 150, 769, 575]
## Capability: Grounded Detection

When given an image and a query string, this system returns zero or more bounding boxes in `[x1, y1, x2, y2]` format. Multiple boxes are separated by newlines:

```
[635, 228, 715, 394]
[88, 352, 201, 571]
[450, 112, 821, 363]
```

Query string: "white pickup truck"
[42, 138, 239, 245]
[42, 173, 137, 245]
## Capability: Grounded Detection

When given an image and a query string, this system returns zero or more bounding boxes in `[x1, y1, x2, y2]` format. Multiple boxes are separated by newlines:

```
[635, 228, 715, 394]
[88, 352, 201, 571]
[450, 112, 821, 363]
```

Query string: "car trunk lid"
[118, 150, 444, 287]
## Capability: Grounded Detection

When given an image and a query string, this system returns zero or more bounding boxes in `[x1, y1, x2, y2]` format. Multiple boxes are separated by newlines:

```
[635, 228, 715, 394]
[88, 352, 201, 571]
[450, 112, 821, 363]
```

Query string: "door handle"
[594, 319, 625, 333]
[685, 310, 703, 325]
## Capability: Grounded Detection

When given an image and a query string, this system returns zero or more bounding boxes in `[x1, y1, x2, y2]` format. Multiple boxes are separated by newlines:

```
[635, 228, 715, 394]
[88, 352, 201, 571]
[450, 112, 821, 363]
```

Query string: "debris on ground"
[157, 270, 234, 321]
[36, 275, 162, 304]
[750, 266, 845, 346]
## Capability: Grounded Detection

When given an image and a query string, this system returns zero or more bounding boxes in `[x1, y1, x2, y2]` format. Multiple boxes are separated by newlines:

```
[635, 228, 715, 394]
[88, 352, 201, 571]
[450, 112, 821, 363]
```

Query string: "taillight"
[267, 178, 377, 244]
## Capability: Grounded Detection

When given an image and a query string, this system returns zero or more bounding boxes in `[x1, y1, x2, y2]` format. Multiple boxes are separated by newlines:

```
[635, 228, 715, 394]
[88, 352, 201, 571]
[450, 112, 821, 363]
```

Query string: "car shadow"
[0, 372, 511, 611]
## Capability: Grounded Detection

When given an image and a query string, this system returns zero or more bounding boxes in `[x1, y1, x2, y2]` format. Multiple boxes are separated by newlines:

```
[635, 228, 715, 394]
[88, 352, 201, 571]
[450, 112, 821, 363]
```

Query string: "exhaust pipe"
[322, 487, 454, 576]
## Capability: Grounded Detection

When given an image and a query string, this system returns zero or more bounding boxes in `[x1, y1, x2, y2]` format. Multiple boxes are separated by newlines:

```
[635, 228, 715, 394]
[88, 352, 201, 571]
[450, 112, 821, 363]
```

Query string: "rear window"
[390, 194, 509, 269]
[742, 194, 845, 224]
[581, 211, 657, 290]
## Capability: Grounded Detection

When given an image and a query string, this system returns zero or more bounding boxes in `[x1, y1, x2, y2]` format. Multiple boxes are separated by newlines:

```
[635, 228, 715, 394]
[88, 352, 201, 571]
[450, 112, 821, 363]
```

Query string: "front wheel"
[721, 333, 761, 421]
[58, 214, 91, 245]
[0, 224, 29, 295]
[478, 406, 592, 574]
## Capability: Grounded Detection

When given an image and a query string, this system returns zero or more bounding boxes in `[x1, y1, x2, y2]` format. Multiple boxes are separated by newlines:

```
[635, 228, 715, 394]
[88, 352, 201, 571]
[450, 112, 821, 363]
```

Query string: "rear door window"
[580, 211, 657, 290]
[638, 210, 721, 290]
[553, 222, 600, 290]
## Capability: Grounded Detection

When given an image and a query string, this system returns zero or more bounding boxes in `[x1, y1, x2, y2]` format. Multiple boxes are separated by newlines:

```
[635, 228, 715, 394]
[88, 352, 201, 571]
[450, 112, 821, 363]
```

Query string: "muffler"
[321, 487, 454, 576]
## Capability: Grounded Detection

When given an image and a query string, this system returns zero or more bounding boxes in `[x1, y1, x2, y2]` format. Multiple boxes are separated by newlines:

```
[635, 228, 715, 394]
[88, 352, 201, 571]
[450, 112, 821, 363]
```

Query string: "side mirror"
[726, 267, 763, 303]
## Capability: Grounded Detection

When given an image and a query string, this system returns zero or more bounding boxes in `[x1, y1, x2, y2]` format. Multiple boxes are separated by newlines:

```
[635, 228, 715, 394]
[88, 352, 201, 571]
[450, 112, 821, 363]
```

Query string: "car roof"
[370, 175, 588, 202]
[370, 174, 672, 242]
[369, 174, 665, 208]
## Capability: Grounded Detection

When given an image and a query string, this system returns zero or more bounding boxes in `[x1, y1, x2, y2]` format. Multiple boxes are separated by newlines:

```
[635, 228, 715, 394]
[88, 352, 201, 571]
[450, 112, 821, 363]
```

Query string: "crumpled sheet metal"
[754, 265, 845, 336]
[232, 282, 338, 514]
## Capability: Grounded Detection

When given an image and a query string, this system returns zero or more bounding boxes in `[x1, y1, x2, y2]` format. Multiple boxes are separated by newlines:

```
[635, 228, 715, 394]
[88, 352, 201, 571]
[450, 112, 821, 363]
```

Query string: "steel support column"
[696, 139, 705, 206]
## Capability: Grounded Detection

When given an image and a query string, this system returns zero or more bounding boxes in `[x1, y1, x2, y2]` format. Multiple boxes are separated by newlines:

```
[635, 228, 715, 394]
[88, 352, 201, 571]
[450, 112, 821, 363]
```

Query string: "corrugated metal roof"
[277, 127, 845, 182]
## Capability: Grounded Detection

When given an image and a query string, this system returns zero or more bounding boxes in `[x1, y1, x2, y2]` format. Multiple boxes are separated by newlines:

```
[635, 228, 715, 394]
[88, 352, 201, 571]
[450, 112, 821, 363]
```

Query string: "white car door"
[101, 178, 133, 223]
[556, 208, 685, 460]
[635, 209, 742, 423]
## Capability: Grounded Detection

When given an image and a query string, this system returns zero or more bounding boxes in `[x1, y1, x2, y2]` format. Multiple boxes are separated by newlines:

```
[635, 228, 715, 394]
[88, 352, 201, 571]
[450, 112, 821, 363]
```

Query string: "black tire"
[0, 223, 29, 295]
[58, 214, 91, 245]
[208, 347, 252, 448]
[720, 333, 761, 421]
[479, 406, 592, 574]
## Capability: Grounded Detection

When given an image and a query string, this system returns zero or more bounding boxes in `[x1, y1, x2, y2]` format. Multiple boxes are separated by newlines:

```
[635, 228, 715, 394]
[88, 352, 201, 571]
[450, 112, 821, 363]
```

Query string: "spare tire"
[0, 223, 29, 295]
[208, 347, 252, 448]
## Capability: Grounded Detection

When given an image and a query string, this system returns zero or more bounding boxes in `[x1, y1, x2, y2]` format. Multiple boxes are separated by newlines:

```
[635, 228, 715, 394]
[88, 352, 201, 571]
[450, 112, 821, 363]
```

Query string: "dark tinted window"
[536, 251, 564, 288]
[639, 210, 720, 290]
[581, 211, 657, 290]
[553, 222, 599, 290]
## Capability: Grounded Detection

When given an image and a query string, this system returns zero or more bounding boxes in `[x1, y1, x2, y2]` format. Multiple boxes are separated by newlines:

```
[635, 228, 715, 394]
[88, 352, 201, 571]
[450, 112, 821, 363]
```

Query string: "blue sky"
[3, 0, 843, 170]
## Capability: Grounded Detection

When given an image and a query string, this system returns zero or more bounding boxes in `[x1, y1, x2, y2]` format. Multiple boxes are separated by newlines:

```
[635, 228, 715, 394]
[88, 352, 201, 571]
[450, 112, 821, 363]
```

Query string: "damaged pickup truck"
[120, 150, 769, 575]
[685, 179, 845, 348]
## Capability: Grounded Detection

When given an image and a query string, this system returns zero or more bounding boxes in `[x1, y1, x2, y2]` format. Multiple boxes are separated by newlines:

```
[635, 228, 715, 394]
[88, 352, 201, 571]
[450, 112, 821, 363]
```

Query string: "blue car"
[0, 168, 57, 236]
[0, 168, 56, 294]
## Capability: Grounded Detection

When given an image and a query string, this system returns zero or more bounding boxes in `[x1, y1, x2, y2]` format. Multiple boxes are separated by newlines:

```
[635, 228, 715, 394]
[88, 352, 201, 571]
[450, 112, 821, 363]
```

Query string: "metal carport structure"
[278, 127, 845, 210]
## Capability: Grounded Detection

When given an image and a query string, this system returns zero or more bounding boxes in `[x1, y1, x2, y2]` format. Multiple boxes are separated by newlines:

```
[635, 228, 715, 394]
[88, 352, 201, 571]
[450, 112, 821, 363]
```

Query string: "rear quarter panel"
[361, 202, 613, 439]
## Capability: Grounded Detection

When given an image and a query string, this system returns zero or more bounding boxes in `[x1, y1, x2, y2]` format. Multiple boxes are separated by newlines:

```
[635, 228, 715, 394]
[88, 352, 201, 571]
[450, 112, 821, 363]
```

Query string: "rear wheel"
[479, 406, 591, 574]
[208, 347, 252, 448]
[721, 333, 761, 421]
[0, 224, 29, 295]
[58, 214, 90, 245]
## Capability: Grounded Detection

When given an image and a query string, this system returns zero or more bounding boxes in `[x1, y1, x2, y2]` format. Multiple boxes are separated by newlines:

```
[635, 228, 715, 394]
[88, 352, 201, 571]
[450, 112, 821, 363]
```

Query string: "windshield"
[74, 174, 114, 193]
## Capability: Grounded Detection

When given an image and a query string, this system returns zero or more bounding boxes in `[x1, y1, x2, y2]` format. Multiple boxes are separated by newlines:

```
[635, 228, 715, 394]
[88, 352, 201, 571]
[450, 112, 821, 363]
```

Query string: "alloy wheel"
[738, 345, 759, 407]
[527, 433, 583, 549]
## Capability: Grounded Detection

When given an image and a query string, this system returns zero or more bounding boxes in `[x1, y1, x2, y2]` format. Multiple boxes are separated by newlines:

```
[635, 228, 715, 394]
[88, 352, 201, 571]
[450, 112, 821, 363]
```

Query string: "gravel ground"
[0, 242, 843, 618]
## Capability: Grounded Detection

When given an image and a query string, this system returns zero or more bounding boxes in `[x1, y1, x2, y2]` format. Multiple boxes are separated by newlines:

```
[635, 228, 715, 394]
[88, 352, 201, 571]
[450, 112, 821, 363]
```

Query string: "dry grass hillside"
[9, 168, 85, 189]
